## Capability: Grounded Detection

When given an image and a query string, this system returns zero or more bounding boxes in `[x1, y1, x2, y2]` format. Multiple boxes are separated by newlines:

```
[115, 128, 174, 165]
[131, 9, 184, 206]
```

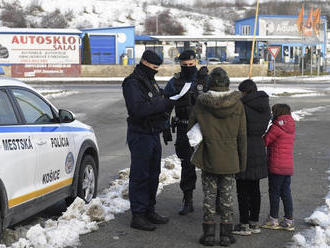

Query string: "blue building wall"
[234, 15, 327, 63]
[235, 17, 256, 35]
[81, 26, 135, 65]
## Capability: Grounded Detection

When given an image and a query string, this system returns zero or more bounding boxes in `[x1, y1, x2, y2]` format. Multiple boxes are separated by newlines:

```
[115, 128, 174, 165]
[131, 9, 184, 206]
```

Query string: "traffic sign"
[268, 46, 281, 59]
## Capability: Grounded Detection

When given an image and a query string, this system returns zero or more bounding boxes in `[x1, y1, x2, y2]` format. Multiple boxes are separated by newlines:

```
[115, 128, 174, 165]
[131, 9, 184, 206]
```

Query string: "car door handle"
[36, 141, 47, 146]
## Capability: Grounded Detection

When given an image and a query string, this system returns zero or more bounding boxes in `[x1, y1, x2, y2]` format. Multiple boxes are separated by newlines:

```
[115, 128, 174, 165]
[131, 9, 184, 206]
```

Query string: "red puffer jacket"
[264, 114, 295, 176]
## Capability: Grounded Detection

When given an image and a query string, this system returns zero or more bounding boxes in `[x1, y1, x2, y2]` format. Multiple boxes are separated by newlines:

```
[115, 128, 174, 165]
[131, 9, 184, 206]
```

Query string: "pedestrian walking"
[164, 49, 208, 215]
[232, 79, 271, 236]
[188, 67, 247, 246]
[262, 104, 296, 231]
[122, 50, 173, 231]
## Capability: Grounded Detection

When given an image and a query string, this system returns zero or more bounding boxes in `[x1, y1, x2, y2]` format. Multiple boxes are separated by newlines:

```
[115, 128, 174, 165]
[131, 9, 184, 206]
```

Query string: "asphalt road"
[35, 81, 330, 248]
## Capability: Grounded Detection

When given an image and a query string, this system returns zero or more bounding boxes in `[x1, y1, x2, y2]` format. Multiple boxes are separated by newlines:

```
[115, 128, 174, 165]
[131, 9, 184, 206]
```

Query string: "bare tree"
[1, 1, 27, 27]
[144, 10, 185, 35]
[41, 9, 68, 28]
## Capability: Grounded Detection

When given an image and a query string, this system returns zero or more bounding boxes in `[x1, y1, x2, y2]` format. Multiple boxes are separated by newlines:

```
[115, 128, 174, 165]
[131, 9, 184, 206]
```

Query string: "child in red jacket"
[262, 104, 296, 231]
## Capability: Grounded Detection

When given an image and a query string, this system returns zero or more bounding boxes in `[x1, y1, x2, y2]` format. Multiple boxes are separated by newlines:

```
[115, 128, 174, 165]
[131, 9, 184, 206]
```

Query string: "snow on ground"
[0, 83, 329, 247]
[4, 0, 228, 36]
[37, 89, 78, 99]
[292, 106, 328, 121]
[291, 172, 330, 248]
[1, 155, 181, 248]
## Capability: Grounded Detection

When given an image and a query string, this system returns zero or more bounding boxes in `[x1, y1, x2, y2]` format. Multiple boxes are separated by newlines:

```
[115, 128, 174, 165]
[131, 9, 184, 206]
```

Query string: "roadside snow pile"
[291, 171, 330, 248]
[292, 106, 328, 121]
[258, 86, 316, 97]
[1, 155, 181, 248]
[37, 89, 78, 99]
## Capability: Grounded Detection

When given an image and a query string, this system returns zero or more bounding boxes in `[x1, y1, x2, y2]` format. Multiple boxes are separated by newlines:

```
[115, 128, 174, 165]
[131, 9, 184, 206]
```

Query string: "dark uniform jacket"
[164, 71, 206, 159]
[122, 64, 172, 134]
[189, 90, 247, 174]
[164, 71, 203, 120]
[237, 91, 271, 180]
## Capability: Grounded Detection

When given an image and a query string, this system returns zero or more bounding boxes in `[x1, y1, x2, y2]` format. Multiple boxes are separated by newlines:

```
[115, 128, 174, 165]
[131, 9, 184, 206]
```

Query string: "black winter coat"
[122, 64, 172, 134]
[236, 91, 271, 180]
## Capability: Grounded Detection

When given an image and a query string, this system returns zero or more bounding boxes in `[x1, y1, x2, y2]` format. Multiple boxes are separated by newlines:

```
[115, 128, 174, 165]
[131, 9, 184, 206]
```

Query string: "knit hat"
[208, 67, 230, 91]
[141, 50, 163, 65]
[178, 49, 196, 61]
[238, 79, 257, 94]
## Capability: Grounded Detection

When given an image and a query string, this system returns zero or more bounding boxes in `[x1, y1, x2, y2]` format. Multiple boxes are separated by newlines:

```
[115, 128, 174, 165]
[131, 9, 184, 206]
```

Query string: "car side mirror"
[59, 109, 75, 123]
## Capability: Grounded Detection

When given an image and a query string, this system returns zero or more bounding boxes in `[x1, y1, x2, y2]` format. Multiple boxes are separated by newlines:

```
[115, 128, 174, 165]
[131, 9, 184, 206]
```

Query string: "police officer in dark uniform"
[164, 49, 208, 215]
[122, 50, 173, 231]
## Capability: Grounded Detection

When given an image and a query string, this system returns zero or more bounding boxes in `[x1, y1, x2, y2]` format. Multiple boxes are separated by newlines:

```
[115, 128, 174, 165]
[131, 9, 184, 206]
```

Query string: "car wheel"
[77, 155, 97, 203]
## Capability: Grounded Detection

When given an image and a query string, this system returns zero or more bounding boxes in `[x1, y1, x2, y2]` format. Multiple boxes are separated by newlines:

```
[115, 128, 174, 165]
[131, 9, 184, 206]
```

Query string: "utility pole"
[301, 1, 305, 76]
[248, 0, 260, 79]
[156, 15, 159, 34]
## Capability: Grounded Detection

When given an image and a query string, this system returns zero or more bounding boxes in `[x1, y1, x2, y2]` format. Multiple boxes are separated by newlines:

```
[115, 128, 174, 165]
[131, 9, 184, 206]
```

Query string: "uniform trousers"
[127, 129, 161, 214]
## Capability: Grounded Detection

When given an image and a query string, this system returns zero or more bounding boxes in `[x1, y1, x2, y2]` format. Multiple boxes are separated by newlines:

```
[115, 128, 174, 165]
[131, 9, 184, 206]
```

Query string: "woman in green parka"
[188, 67, 247, 246]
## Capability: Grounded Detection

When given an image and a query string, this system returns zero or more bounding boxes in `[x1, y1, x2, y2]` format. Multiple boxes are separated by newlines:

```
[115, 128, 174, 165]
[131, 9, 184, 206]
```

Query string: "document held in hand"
[169, 82, 192, 100]
[187, 123, 203, 147]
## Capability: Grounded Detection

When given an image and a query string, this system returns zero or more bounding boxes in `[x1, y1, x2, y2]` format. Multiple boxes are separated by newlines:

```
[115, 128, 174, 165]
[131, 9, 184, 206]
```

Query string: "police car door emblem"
[148, 92, 153, 97]
[197, 84, 203, 91]
[65, 152, 74, 174]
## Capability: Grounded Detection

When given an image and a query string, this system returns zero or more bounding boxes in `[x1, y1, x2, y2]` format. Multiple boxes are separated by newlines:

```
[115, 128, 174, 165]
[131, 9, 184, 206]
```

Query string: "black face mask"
[181, 66, 197, 81]
[139, 63, 158, 80]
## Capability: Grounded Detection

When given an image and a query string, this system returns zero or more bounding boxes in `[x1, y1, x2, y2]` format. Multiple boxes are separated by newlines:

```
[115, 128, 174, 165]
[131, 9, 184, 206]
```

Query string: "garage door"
[89, 35, 116, 64]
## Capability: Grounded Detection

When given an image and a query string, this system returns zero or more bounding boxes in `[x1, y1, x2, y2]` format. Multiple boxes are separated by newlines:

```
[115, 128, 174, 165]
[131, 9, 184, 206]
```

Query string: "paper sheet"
[187, 123, 203, 147]
[169, 82, 192, 100]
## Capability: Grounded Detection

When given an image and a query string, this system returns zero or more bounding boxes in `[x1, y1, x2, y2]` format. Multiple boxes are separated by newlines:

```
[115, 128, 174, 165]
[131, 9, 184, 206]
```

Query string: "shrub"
[41, 9, 68, 28]
[1, 1, 27, 27]
[144, 10, 185, 35]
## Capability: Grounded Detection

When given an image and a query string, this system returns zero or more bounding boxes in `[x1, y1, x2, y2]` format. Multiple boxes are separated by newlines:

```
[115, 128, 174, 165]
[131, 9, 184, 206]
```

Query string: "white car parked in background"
[207, 57, 222, 65]
[0, 77, 99, 237]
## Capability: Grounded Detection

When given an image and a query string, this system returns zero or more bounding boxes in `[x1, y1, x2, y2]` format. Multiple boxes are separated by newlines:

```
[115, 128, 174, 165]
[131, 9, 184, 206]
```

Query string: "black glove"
[197, 66, 209, 80]
[162, 128, 172, 145]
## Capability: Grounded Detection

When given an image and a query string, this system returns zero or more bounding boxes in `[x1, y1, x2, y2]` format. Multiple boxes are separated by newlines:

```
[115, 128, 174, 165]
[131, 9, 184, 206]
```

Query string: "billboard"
[259, 17, 325, 39]
[0, 34, 80, 64]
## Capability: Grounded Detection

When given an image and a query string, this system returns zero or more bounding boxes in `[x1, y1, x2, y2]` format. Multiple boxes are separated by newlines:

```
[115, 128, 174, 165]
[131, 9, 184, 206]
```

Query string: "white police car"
[0, 77, 99, 235]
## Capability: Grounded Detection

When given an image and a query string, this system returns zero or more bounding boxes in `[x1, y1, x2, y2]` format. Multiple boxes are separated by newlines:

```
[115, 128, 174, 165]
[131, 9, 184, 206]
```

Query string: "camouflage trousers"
[202, 171, 234, 223]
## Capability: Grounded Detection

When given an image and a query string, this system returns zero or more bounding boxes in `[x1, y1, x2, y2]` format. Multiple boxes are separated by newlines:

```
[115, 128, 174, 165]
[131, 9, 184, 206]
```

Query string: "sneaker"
[279, 218, 295, 231]
[249, 221, 261, 234]
[261, 216, 280, 230]
[232, 223, 252, 236]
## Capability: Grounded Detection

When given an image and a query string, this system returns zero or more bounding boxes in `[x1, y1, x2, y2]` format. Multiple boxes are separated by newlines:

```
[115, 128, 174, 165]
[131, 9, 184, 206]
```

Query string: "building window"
[242, 25, 251, 35]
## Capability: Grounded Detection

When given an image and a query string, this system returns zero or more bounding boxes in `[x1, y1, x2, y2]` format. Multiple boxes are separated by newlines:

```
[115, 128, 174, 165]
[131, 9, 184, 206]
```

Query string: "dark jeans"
[236, 179, 261, 224]
[268, 173, 293, 219]
[127, 129, 161, 214]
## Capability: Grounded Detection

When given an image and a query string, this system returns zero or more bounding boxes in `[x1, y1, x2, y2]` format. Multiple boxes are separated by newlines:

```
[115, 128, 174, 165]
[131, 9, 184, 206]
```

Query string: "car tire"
[65, 154, 98, 206]
[77, 155, 97, 203]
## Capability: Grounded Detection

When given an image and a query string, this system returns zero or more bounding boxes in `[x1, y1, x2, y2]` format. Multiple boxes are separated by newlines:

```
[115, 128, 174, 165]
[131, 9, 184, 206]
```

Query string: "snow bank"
[1, 155, 181, 248]
[291, 173, 330, 247]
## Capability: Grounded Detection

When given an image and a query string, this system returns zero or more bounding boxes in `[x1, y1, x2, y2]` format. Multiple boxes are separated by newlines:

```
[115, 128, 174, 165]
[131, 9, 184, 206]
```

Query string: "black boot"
[220, 223, 236, 246]
[130, 213, 156, 231]
[199, 223, 216, 246]
[145, 212, 169, 224]
[179, 190, 194, 215]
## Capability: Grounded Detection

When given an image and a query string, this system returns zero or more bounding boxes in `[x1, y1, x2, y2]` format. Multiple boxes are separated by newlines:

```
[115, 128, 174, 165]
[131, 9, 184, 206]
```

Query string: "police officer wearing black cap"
[164, 49, 208, 215]
[122, 50, 173, 231]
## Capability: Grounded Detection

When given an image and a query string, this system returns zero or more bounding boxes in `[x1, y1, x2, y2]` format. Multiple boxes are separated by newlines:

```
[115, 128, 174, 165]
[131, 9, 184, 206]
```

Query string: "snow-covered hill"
[0, 0, 246, 35]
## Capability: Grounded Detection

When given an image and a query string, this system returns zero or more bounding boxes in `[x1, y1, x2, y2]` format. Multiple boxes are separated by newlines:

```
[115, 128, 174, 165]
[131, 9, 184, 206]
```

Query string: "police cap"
[178, 49, 196, 61]
[141, 50, 163, 65]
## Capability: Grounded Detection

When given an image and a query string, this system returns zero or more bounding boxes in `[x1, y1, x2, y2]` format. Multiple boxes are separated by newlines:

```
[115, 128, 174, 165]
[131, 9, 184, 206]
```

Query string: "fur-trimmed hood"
[197, 90, 242, 118]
